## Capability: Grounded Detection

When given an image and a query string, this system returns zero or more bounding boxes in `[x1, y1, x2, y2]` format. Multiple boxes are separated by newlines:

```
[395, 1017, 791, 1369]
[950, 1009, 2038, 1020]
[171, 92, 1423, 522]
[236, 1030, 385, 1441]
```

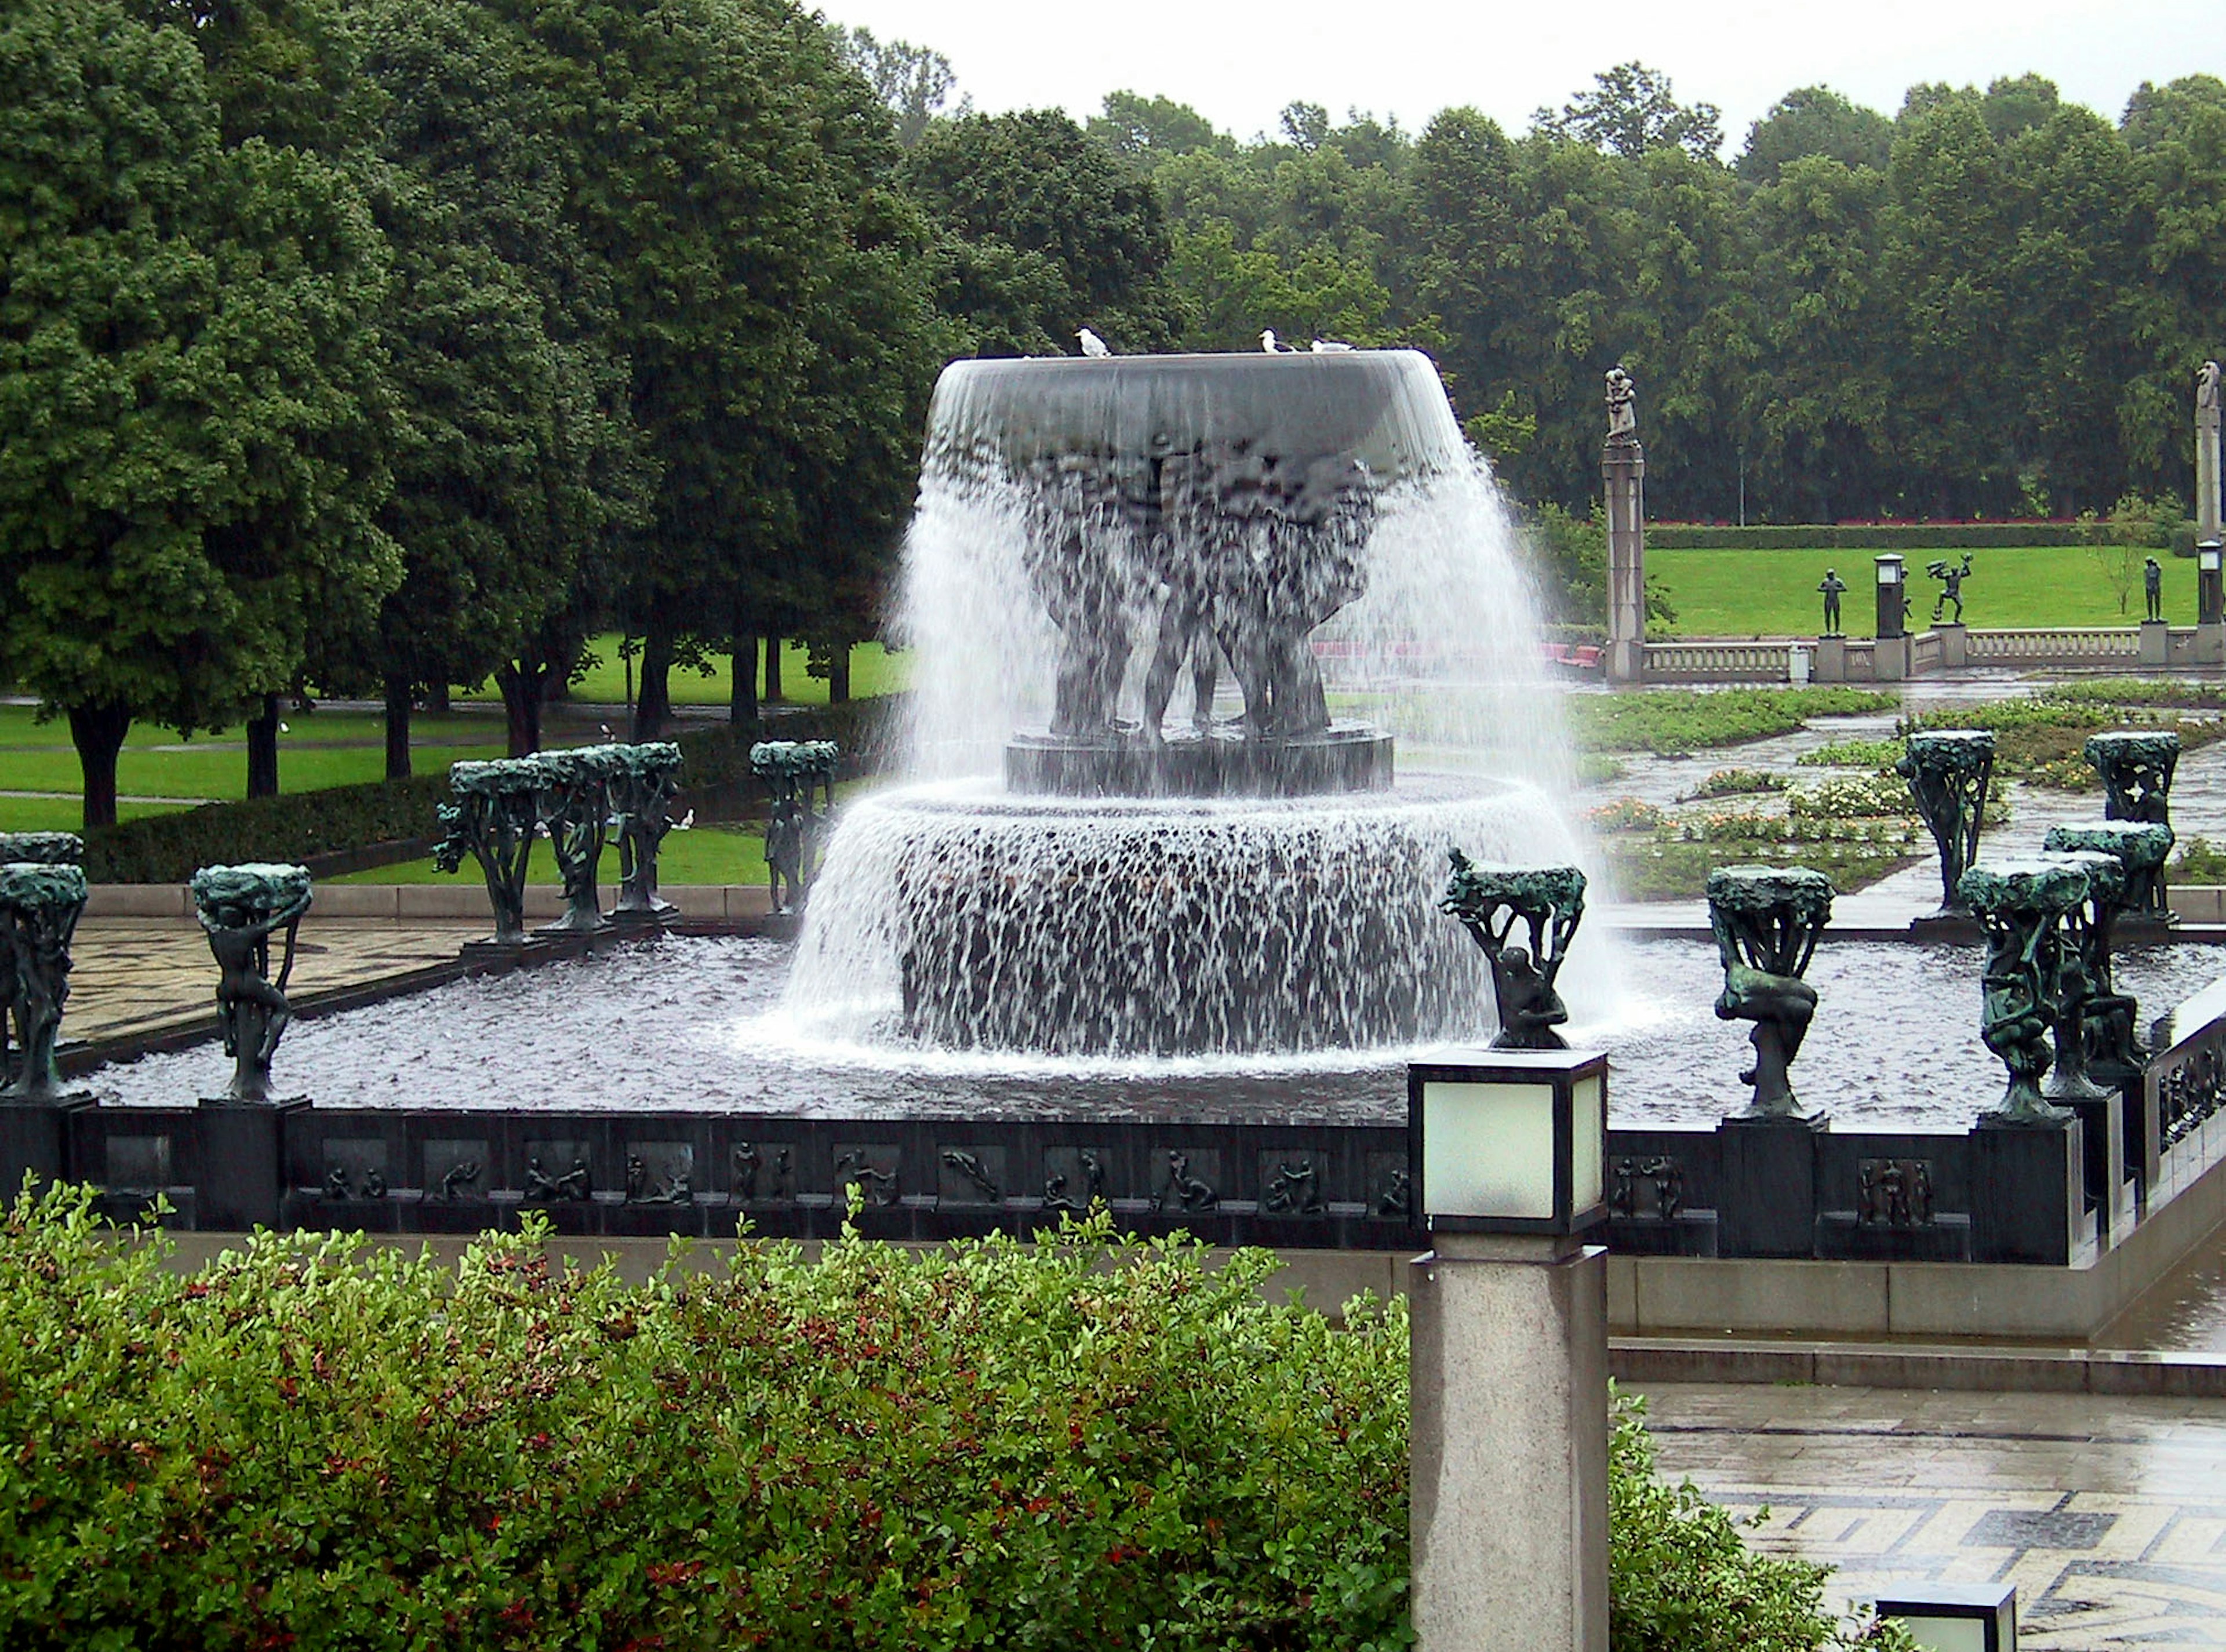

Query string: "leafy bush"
[2171, 837, 2226, 885]
[1570, 689, 1895, 755]
[1786, 774, 1918, 822]
[1589, 796, 1668, 832]
[85, 776, 450, 883]
[0, 1186, 1893, 1651]
[675, 694, 905, 795]
[1794, 737, 1905, 770]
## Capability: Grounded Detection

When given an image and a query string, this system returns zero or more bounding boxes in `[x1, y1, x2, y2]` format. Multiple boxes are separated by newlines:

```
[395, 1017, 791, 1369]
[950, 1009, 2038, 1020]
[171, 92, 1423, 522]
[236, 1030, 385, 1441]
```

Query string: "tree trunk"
[763, 634, 783, 701]
[70, 701, 132, 831]
[426, 682, 451, 714]
[633, 623, 672, 741]
[830, 644, 851, 704]
[246, 693, 280, 798]
[383, 675, 413, 779]
[730, 624, 758, 724]
[495, 661, 544, 756]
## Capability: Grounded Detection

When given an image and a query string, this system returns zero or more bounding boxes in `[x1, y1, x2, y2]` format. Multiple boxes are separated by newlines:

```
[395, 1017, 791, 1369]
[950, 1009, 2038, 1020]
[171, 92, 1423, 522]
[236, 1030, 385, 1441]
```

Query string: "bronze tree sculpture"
[1897, 730, 1995, 917]
[1439, 850, 1587, 1050]
[190, 864, 312, 1102]
[1706, 865, 1834, 1120]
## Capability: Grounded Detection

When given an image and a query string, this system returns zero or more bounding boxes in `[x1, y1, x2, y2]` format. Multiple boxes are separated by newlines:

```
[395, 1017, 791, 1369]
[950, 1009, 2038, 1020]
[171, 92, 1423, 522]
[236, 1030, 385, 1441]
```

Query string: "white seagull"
[1260, 329, 1287, 353]
[1078, 328, 1112, 358]
[1311, 338, 1354, 353]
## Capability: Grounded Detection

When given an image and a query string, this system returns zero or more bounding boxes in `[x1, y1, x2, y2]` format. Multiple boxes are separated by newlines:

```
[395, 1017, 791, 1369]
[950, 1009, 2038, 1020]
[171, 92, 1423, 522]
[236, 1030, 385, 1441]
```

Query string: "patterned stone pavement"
[1639, 1382, 2226, 1649]
[64, 918, 474, 1047]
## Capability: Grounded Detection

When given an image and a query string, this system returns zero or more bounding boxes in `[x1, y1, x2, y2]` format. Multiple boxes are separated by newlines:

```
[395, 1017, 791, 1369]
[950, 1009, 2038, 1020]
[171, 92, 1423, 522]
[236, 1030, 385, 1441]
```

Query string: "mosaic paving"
[1640, 1382, 2226, 1649]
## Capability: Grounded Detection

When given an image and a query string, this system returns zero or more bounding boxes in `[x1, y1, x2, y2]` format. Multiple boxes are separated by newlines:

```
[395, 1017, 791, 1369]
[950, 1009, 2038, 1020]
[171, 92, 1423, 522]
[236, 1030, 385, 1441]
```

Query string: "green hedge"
[1650, 522, 2197, 553]
[85, 776, 450, 883]
[674, 693, 905, 795]
[0, 1188, 1898, 1652]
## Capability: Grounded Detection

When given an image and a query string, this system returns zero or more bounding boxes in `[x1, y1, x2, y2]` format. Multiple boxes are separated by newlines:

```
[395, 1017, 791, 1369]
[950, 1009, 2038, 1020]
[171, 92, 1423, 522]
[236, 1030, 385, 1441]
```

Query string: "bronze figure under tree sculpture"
[2084, 730, 2178, 829]
[2036, 849, 2121, 1103]
[0, 837, 88, 1100]
[1439, 850, 1587, 1049]
[1897, 730, 1995, 916]
[2043, 821, 2173, 1083]
[533, 746, 624, 935]
[608, 742, 683, 918]
[752, 740, 838, 913]
[1958, 857, 2089, 1125]
[433, 758, 543, 944]
[190, 864, 312, 1103]
[1706, 865, 1834, 1120]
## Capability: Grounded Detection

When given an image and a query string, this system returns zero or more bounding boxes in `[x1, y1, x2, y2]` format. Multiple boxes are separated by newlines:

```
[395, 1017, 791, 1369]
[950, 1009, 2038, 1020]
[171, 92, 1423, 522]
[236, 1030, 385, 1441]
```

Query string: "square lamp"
[1871, 1583, 2015, 1652]
[1407, 1051, 1608, 1234]
[2203, 543, 2223, 574]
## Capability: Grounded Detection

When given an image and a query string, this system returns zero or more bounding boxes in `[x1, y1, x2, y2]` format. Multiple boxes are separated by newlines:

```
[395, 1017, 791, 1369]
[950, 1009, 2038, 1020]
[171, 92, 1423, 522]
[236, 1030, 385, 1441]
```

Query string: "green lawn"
[330, 825, 771, 886]
[1651, 544, 2195, 636]
[457, 637, 911, 709]
[0, 796, 173, 834]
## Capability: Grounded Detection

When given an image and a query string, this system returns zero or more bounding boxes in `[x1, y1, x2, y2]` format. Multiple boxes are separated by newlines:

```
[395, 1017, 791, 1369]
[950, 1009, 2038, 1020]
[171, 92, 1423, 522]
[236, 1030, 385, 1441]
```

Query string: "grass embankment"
[1650, 544, 2195, 636]
[1567, 687, 1896, 754]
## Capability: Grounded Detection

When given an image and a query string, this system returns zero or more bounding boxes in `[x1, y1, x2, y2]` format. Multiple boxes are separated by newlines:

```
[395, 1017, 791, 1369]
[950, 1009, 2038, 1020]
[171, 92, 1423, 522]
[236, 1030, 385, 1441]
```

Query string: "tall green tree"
[0, 0, 398, 825]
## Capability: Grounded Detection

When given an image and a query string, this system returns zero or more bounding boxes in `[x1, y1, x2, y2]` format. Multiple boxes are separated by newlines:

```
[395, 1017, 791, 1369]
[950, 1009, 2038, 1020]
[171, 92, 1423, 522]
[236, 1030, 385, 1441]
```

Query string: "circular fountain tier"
[785, 776, 1578, 1059]
[1005, 723, 1394, 798]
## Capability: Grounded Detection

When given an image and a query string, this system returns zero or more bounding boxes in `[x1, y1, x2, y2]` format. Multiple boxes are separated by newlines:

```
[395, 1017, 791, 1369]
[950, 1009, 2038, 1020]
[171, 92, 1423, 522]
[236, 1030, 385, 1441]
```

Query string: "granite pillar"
[1603, 439, 1645, 684]
[1972, 1115, 2087, 1265]
[1716, 1115, 1824, 1258]
[1410, 1233, 1608, 1652]
[196, 1098, 308, 1231]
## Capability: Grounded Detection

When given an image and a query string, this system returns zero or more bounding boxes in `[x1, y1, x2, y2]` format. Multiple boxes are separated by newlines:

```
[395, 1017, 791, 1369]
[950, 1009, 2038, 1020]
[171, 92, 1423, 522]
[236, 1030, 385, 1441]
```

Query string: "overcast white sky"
[820, 0, 2225, 151]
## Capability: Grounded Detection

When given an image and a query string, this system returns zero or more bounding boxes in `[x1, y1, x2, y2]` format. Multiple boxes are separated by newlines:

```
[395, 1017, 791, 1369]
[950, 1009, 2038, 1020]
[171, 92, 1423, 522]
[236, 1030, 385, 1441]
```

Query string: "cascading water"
[784, 349, 1596, 1060]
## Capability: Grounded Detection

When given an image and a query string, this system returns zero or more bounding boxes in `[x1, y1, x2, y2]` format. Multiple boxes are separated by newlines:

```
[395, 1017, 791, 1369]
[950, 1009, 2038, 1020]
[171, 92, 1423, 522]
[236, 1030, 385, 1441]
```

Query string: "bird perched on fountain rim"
[1260, 328, 1289, 352]
[1311, 338, 1353, 352]
[1077, 327, 1112, 358]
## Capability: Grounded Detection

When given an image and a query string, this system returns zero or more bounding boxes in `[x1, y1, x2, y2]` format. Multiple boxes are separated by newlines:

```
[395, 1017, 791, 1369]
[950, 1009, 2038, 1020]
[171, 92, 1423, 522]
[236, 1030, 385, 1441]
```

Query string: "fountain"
[787, 350, 1582, 1060]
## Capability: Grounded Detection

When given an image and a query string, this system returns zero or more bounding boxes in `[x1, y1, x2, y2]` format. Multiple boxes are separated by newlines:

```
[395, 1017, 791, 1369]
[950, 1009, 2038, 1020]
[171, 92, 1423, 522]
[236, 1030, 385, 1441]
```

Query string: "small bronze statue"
[1926, 552, 1973, 624]
[609, 742, 684, 918]
[2145, 556, 2164, 623]
[190, 864, 312, 1103]
[2084, 730, 2178, 829]
[940, 1148, 1001, 1201]
[1440, 852, 1587, 1049]
[1817, 569, 1847, 638]
[1152, 1149, 1217, 1213]
[752, 740, 839, 914]
[1958, 858, 2090, 1125]
[1262, 1159, 1326, 1216]
[1897, 731, 1995, 917]
[1377, 1167, 1412, 1220]
[439, 1159, 482, 1200]
[834, 1149, 899, 1207]
[1706, 865, 1834, 1120]
[0, 835, 88, 1101]
[434, 758, 543, 944]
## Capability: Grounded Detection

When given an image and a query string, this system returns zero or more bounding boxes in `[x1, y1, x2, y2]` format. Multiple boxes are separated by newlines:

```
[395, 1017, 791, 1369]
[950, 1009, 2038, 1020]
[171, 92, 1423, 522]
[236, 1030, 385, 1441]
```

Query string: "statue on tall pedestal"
[1440, 851, 1587, 1050]
[1705, 865, 1834, 1120]
[190, 864, 311, 1103]
[1959, 858, 2087, 1125]
[2200, 362, 2222, 550]
[1604, 366, 1637, 442]
[1817, 569, 1847, 637]
[1897, 730, 1995, 917]
[0, 834, 88, 1101]
[2145, 557, 2164, 622]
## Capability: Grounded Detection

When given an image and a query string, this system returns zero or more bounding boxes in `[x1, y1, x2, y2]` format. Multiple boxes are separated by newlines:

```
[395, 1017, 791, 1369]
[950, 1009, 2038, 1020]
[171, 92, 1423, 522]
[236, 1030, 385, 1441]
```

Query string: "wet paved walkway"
[1642, 1382, 2226, 1649]
[64, 917, 474, 1048]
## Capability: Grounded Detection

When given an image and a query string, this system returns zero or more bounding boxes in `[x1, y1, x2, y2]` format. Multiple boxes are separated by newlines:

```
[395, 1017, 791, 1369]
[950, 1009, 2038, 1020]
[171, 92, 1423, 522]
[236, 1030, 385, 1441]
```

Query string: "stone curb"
[1608, 1336, 2226, 1396]
[82, 883, 779, 920]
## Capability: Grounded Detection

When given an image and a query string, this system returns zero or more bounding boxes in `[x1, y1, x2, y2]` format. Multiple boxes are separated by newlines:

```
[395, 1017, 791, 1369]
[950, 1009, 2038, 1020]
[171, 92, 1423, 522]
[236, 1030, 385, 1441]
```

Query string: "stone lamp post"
[1897, 730, 1995, 919]
[1407, 1049, 1610, 1652]
[1706, 865, 1835, 1121]
[1959, 858, 2090, 1126]
[434, 757, 544, 944]
[1439, 851, 1588, 1050]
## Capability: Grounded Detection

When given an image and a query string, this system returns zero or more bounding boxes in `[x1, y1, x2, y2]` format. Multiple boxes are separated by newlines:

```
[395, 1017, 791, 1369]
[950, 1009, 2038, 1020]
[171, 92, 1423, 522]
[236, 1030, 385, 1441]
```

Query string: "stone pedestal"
[2063, 1090, 2131, 1245]
[1813, 635, 1847, 683]
[0, 1097, 92, 1193]
[1973, 1115, 2087, 1265]
[1716, 1114, 1825, 1257]
[1935, 623, 1967, 669]
[197, 1098, 308, 1231]
[1874, 634, 1910, 682]
[2140, 619, 2171, 667]
[1410, 1233, 1607, 1652]
[2199, 621, 2225, 667]
[1603, 439, 1645, 684]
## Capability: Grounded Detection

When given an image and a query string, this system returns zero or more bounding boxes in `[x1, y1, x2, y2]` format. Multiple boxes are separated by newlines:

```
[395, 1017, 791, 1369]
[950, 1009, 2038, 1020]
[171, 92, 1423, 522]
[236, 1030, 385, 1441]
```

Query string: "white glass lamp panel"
[1422, 1081, 1555, 1220]
[1878, 561, 1902, 583]
[1570, 1074, 1603, 1213]
[1890, 1616, 1986, 1652]
[2203, 547, 2222, 572]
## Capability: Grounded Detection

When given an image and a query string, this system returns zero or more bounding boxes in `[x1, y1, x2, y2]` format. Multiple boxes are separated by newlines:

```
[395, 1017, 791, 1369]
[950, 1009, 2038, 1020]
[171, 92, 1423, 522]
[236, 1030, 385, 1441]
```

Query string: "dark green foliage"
[82, 777, 449, 882]
[0, 1186, 1894, 1651]
[672, 694, 904, 796]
